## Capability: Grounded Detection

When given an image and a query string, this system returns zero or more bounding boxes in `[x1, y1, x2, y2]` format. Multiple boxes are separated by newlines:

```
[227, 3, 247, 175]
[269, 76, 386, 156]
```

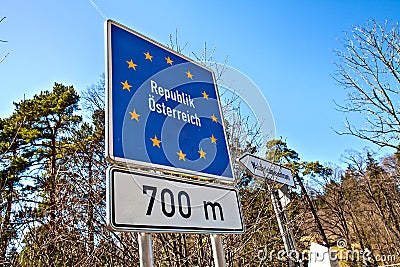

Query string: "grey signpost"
[211, 234, 226, 267]
[138, 232, 153, 267]
[238, 153, 302, 267]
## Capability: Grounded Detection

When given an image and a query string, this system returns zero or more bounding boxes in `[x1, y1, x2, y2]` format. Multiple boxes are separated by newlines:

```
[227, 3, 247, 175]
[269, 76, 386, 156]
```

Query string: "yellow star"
[129, 109, 140, 121]
[198, 148, 206, 159]
[144, 52, 153, 62]
[177, 149, 186, 161]
[165, 56, 173, 65]
[126, 59, 137, 70]
[210, 134, 217, 144]
[211, 114, 218, 123]
[185, 71, 193, 80]
[202, 91, 209, 100]
[121, 80, 132, 92]
[150, 135, 161, 148]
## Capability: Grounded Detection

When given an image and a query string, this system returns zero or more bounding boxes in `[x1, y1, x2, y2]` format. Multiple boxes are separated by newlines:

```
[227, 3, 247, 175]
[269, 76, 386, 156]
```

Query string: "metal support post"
[210, 234, 226, 267]
[270, 187, 302, 267]
[138, 232, 154, 267]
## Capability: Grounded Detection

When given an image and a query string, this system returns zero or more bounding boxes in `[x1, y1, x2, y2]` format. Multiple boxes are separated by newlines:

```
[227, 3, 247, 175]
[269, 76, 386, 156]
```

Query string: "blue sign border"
[105, 20, 235, 181]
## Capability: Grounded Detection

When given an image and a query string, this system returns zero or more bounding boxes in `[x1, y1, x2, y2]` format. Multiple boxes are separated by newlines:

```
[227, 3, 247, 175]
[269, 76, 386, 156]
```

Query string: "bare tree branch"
[334, 20, 400, 150]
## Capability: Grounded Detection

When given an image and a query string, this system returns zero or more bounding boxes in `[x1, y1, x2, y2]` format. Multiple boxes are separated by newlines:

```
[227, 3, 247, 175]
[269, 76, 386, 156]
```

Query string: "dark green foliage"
[0, 83, 82, 265]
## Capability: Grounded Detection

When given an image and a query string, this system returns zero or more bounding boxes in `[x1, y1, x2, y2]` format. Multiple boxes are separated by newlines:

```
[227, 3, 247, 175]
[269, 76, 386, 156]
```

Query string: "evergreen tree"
[12, 83, 82, 266]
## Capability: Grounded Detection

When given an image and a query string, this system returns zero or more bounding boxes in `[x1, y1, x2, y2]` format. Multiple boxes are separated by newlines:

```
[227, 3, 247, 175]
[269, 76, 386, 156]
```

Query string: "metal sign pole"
[238, 153, 303, 266]
[138, 232, 154, 267]
[210, 234, 226, 267]
[270, 188, 295, 267]
[270, 185, 305, 267]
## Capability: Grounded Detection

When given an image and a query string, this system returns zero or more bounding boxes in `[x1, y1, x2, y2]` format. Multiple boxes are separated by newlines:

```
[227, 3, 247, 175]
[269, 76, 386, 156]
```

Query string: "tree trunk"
[295, 173, 330, 247]
[0, 180, 14, 261]
[87, 159, 94, 254]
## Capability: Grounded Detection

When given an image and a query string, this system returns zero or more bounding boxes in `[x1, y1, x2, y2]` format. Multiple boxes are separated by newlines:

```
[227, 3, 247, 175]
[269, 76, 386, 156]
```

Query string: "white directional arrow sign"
[238, 153, 295, 187]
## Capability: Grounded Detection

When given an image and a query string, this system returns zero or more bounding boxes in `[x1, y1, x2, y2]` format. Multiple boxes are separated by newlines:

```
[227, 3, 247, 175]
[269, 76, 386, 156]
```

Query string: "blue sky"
[1, 1, 399, 166]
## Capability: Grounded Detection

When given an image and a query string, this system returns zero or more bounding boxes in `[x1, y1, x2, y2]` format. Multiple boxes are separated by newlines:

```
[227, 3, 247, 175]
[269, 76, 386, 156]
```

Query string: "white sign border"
[106, 166, 245, 234]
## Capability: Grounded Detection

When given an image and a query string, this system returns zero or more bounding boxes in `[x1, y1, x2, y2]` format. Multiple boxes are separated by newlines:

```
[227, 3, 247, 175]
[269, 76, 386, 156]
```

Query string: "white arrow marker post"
[238, 153, 302, 267]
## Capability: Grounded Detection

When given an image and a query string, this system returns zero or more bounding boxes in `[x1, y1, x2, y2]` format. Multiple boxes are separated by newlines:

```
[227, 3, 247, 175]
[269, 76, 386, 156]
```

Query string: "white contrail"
[88, 0, 107, 19]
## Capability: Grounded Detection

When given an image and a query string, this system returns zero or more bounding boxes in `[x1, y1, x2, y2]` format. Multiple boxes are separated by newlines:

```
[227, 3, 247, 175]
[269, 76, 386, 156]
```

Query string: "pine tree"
[13, 83, 82, 266]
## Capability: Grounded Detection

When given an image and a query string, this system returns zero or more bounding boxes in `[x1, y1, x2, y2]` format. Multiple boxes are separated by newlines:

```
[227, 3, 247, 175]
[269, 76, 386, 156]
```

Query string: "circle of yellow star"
[144, 52, 153, 62]
[177, 149, 186, 161]
[121, 80, 132, 92]
[150, 135, 161, 148]
[165, 56, 173, 65]
[198, 148, 206, 159]
[185, 71, 193, 79]
[211, 114, 218, 123]
[129, 109, 140, 121]
[126, 59, 137, 70]
[210, 134, 217, 144]
[202, 91, 209, 100]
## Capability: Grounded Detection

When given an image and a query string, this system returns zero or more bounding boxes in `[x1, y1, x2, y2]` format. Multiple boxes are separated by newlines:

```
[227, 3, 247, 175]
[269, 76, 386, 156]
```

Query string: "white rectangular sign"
[107, 167, 244, 234]
[238, 153, 295, 187]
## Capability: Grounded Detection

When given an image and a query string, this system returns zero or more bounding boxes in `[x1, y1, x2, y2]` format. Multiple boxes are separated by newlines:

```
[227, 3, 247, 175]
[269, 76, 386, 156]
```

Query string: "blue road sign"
[105, 20, 234, 180]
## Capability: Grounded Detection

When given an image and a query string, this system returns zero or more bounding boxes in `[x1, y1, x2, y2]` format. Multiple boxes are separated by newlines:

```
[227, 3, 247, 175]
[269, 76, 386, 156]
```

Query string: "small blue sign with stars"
[105, 20, 234, 180]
